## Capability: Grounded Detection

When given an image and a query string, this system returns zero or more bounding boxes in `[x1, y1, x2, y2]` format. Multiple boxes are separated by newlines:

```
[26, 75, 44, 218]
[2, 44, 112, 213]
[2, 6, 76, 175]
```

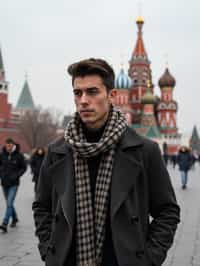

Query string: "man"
[30, 147, 46, 192]
[162, 142, 168, 166]
[177, 146, 192, 189]
[32, 58, 180, 266]
[0, 138, 27, 233]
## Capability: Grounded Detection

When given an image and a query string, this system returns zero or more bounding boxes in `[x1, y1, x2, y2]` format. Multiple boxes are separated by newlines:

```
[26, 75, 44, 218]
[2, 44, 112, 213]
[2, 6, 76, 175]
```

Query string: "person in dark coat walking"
[30, 147, 46, 192]
[162, 142, 169, 166]
[32, 58, 180, 266]
[0, 138, 27, 233]
[177, 146, 192, 189]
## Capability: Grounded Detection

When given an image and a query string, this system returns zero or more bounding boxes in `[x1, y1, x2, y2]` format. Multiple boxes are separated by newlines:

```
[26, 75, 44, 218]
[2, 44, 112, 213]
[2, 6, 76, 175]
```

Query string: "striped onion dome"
[115, 68, 132, 89]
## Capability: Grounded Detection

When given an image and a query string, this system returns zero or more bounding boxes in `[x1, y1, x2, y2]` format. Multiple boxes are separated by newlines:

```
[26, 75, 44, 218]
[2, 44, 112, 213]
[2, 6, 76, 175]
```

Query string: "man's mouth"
[80, 110, 94, 113]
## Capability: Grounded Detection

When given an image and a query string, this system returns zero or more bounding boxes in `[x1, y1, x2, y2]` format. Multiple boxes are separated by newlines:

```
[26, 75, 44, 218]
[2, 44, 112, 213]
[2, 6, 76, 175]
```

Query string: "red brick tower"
[128, 16, 154, 123]
[0, 48, 11, 124]
[157, 67, 178, 136]
[0, 48, 29, 152]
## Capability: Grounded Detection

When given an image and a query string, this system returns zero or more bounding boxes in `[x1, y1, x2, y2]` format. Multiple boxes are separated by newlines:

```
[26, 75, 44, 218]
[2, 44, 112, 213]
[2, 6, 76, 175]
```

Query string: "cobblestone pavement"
[0, 165, 200, 266]
[163, 163, 200, 266]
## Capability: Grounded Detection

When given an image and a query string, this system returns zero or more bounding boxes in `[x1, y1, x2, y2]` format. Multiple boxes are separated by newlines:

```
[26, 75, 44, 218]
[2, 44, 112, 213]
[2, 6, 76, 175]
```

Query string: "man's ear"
[109, 89, 117, 101]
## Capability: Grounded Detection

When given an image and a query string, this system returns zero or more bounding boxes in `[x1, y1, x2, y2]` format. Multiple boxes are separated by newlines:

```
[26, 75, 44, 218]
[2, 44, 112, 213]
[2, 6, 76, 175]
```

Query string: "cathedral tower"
[157, 67, 178, 136]
[128, 16, 153, 123]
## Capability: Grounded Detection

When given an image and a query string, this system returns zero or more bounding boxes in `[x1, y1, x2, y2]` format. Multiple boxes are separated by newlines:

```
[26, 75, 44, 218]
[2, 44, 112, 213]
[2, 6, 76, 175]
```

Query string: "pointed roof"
[0, 48, 4, 70]
[16, 80, 35, 110]
[0, 47, 5, 82]
[190, 125, 200, 152]
[132, 17, 147, 58]
[190, 125, 200, 142]
[132, 125, 161, 139]
[146, 126, 161, 139]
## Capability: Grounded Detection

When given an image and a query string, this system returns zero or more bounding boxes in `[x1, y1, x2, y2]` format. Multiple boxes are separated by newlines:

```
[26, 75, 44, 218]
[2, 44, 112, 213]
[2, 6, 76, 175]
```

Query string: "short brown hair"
[5, 138, 15, 144]
[67, 58, 115, 91]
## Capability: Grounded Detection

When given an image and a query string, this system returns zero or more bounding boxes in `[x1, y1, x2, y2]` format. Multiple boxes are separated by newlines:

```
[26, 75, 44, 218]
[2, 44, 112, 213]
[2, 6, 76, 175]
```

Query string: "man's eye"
[87, 89, 98, 95]
[73, 90, 82, 96]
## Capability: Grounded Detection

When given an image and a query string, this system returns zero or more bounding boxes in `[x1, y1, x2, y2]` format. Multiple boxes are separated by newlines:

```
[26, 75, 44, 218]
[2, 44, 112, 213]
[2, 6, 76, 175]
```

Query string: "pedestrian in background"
[30, 147, 46, 192]
[33, 58, 180, 266]
[190, 150, 199, 169]
[162, 141, 169, 166]
[177, 146, 192, 189]
[171, 154, 177, 169]
[0, 138, 27, 233]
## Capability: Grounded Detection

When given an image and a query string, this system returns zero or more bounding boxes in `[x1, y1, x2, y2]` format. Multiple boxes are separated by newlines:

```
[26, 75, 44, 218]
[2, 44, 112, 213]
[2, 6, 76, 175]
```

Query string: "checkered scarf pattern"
[64, 107, 127, 266]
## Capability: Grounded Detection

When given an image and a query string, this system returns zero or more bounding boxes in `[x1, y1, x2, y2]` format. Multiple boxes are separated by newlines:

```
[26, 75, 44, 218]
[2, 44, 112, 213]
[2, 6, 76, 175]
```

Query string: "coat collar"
[51, 127, 144, 154]
[119, 127, 144, 150]
[50, 137, 69, 154]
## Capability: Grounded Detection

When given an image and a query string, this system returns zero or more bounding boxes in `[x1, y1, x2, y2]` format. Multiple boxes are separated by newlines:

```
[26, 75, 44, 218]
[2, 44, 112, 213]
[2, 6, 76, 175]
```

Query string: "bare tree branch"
[18, 107, 63, 150]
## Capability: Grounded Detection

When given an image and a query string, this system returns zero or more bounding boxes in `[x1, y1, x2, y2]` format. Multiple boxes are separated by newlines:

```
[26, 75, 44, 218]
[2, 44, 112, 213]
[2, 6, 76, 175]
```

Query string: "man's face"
[38, 149, 43, 155]
[5, 142, 14, 152]
[73, 75, 116, 129]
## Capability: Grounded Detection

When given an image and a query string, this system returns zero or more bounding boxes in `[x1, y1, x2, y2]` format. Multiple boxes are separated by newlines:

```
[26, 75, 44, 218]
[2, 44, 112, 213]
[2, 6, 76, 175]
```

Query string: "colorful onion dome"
[115, 68, 132, 89]
[141, 89, 156, 104]
[158, 68, 176, 88]
[141, 80, 155, 104]
[136, 16, 144, 24]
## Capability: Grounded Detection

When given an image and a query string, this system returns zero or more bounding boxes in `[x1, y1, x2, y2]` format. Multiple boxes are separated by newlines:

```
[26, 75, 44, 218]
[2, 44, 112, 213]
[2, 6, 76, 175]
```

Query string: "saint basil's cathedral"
[112, 16, 180, 154]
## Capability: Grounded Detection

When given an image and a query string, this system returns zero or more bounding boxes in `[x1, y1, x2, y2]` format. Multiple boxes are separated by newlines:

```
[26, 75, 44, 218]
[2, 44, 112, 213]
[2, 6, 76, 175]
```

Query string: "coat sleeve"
[29, 155, 35, 173]
[0, 154, 2, 179]
[146, 142, 180, 265]
[32, 147, 53, 261]
[17, 153, 27, 178]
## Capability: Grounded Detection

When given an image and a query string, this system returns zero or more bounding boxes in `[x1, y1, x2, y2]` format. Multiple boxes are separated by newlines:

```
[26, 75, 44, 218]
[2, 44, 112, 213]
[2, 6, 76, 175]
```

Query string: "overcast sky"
[0, 0, 199, 135]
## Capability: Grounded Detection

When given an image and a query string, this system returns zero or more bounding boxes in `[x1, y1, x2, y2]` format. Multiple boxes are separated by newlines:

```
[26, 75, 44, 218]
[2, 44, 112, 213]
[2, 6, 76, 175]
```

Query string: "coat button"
[49, 245, 56, 255]
[54, 214, 59, 222]
[48, 244, 56, 255]
[131, 215, 139, 224]
[135, 250, 145, 259]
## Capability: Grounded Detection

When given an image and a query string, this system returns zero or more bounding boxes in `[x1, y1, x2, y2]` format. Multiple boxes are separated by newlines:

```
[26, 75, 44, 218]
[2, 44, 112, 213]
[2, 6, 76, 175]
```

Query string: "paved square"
[0, 164, 200, 265]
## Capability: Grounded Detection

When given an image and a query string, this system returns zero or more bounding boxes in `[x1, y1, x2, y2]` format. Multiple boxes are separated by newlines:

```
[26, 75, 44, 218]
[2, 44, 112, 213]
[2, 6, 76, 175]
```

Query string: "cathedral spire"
[132, 16, 147, 58]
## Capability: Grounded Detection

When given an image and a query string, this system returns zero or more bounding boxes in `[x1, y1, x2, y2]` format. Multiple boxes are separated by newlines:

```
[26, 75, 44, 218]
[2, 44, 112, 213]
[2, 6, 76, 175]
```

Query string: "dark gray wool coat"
[32, 127, 180, 266]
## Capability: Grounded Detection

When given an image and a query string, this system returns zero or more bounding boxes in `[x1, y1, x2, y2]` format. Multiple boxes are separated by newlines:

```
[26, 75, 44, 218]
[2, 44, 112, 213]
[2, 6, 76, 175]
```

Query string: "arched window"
[168, 103, 176, 110]
[158, 103, 166, 110]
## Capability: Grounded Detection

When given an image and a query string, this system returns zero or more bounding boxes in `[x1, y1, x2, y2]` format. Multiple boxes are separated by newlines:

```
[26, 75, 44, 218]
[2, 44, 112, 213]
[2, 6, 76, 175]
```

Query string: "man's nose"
[80, 93, 89, 104]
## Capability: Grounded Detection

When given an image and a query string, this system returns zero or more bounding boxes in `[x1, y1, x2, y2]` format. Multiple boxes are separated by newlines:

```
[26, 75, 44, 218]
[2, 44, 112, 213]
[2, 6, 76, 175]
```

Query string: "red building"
[113, 16, 180, 154]
[0, 48, 30, 152]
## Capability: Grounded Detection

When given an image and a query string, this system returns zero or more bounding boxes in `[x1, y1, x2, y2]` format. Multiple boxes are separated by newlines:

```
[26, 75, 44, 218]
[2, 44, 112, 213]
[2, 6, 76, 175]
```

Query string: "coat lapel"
[111, 128, 144, 220]
[50, 142, 75, 231]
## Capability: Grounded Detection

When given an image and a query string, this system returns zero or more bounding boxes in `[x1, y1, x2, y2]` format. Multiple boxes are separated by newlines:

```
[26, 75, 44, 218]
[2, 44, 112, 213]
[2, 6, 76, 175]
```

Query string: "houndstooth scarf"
[64, 107, 127, 266]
